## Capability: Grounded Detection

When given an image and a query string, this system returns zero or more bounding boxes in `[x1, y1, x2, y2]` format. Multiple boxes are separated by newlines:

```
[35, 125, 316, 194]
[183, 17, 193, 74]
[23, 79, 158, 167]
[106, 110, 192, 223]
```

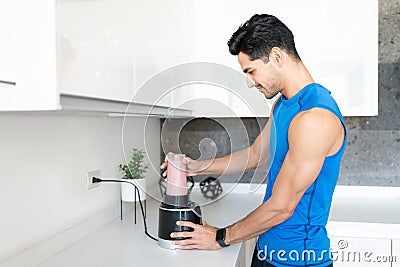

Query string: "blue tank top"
[257, 83, 347, 267]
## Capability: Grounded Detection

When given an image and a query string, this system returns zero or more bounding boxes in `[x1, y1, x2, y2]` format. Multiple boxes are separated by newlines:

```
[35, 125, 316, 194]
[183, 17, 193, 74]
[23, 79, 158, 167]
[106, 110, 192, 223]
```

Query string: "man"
[161, 14, 346, 267]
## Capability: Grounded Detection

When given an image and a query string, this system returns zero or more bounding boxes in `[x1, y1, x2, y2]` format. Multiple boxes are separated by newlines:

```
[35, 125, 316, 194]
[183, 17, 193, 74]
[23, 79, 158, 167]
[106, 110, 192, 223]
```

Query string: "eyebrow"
[243, 67, 252, 74]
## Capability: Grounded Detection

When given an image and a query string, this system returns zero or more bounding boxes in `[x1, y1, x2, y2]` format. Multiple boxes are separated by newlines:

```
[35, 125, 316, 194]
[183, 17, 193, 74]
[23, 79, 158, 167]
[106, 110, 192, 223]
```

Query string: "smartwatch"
[216, 228, 230, 247]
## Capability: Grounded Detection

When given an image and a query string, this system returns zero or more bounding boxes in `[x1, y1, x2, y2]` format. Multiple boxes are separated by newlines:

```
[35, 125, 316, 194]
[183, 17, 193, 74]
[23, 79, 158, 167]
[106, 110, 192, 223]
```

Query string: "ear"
[270, 47, 284, 67]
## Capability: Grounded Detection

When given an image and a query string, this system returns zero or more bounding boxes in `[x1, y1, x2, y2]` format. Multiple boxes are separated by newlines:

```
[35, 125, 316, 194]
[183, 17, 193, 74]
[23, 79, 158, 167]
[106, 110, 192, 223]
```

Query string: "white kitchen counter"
[36, 185, 263, 267]
[4, 184, 400, 267]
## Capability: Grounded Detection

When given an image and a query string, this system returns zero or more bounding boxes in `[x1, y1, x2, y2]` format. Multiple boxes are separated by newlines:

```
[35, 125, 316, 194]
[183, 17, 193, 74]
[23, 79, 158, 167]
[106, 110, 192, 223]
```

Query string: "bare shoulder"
[288, 108, 344, 157]
[290, 108, 342, 133]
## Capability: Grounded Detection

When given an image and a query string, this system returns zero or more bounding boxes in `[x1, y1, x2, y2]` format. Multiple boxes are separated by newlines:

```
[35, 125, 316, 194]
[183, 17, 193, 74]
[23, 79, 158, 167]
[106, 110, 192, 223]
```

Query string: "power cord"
[92, 177, 158, 242]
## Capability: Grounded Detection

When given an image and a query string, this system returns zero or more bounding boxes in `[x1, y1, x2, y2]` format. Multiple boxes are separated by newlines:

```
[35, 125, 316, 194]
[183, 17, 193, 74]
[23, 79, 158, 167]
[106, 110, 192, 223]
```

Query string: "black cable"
[92, 177, 158, 242]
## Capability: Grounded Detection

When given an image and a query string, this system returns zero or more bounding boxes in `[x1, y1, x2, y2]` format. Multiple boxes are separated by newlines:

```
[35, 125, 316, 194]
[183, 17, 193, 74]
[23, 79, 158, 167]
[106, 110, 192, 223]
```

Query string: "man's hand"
[170, 221, 222, 250]
[160, 152, 211, 178]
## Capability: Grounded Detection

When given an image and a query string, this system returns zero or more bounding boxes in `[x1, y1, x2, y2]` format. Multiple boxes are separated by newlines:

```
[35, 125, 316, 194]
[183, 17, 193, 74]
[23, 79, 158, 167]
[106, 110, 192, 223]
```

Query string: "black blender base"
[157, 201, 202, 249]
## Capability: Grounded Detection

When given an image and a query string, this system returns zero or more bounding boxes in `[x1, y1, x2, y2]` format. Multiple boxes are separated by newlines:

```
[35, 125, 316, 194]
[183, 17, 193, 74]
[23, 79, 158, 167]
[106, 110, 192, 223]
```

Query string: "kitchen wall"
[0, 114, 160, 262]
[160, 0, 400, 186]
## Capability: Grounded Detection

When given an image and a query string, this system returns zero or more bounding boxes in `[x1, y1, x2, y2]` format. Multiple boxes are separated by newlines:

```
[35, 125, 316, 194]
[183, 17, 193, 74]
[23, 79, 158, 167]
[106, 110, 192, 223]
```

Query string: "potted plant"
[119, 148, 149, 202]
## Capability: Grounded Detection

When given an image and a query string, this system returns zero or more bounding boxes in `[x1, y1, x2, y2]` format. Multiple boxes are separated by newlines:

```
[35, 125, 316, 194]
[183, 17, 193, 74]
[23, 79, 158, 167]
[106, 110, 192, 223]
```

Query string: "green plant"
[119, 148, 149, 179]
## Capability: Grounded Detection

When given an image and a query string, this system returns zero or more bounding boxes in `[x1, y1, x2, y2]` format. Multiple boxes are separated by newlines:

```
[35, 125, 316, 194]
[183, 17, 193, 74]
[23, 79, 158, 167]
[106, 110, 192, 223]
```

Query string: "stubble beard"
[263, 88, 280, 99]
[262, 71, 282, 99]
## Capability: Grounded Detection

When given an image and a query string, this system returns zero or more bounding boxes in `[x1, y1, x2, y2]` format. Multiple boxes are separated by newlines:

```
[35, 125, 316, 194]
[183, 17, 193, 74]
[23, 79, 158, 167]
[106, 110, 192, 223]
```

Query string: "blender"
[157, 154, 202, 249]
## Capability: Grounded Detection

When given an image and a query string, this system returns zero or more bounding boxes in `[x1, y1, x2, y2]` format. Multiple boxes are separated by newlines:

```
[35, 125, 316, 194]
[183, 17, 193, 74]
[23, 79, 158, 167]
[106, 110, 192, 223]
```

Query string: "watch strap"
[216, 228, 230, 247]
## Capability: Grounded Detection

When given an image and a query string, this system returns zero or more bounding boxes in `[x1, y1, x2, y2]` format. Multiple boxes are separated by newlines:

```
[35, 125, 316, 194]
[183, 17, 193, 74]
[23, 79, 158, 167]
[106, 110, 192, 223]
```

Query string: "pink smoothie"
[166, 154, 187, 196]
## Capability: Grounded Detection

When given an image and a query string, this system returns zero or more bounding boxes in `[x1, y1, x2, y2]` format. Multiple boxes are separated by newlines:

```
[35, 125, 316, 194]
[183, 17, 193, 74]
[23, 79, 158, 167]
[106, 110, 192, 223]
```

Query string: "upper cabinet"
[0, 1, 59, 111]
[0, 0, 378, 117]
[57, 0, 135, 102]
[132, 0, 274, 117]
[0, 0, 139, 111]
[0, 1, 17, 86]
[0, 0, 191, 116]
[196, 0, 378, 117]
[294, 0, 378, 116]
[133, 0, 196, 108]
[135, 0, 378, 117]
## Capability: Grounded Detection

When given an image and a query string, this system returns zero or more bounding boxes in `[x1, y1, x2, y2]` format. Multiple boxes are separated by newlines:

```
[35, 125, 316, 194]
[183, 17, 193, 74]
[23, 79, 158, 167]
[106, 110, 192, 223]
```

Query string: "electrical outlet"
[87, 170, 101, 190]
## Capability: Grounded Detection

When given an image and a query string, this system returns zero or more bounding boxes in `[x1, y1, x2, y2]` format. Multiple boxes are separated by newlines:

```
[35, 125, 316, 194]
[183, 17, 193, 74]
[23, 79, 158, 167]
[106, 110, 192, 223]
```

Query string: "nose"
[246, 76, 255, 88]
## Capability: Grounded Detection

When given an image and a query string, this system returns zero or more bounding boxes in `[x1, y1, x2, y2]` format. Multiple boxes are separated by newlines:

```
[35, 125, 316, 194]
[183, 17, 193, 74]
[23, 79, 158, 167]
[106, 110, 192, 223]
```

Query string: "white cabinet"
[135, 0, 378, 117]
[300, 0, 378, 116]
[176, 0, 273, 117]
[131, 0, 273, 117]
[0, 0, 378, 117]
[0, 0, 191, 116]
[0, 0, 59, 111]
[133, 0, 196, 108]
[0, 0, 136, 111]
[184, 0, 378, 117]
[57, 0, 191, 116]
[0, 1, 17, 86]
[57, 0, 135, 102]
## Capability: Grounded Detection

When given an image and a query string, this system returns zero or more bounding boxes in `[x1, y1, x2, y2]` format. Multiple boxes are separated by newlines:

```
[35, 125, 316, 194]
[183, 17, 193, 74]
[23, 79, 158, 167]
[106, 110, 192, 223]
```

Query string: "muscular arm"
[224, 108, 344, 244]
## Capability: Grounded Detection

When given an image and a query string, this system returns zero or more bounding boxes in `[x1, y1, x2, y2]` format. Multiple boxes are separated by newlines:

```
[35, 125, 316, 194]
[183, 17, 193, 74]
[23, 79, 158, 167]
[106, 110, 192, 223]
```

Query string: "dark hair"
[228, 14, 301, 62]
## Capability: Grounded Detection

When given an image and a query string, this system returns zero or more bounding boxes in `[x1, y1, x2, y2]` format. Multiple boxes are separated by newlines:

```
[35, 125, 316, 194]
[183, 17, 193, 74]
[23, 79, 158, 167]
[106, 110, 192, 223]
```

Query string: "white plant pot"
[121, 178, 146, 202]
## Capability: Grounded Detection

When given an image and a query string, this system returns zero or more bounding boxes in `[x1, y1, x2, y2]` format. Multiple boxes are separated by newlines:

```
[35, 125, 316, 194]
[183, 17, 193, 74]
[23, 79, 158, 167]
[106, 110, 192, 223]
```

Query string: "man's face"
[238, 52, 282, 99]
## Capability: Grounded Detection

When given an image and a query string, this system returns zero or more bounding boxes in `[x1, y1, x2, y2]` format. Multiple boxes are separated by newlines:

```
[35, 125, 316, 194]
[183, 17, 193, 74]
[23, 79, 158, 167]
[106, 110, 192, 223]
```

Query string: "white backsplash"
[0, 114, 160, 262]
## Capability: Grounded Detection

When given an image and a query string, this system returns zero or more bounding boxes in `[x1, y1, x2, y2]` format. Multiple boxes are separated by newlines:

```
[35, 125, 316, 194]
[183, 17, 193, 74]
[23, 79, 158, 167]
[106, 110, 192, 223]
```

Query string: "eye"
[248, 70, 254, 75]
